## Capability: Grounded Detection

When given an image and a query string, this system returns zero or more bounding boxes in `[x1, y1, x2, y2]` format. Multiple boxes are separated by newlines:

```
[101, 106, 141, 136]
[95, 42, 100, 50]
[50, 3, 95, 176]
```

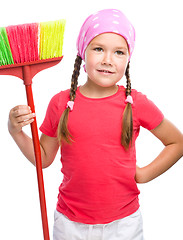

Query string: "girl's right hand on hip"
[8, 105, 35, 136]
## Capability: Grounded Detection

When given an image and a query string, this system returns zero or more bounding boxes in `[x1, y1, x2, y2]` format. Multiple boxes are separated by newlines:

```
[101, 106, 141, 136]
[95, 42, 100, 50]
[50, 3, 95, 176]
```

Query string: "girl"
[8, 9, 183, 240]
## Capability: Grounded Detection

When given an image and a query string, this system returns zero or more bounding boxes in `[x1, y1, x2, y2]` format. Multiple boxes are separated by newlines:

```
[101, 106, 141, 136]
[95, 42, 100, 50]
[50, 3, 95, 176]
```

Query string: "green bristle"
[39, 19, 66, 60]
[0, 27, 14, 66]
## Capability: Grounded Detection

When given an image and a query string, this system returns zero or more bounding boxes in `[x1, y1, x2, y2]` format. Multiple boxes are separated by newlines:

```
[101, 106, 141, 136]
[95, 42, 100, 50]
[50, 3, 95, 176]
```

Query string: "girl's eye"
[94, 47, 103, 52]
[115, 50, 124, 55]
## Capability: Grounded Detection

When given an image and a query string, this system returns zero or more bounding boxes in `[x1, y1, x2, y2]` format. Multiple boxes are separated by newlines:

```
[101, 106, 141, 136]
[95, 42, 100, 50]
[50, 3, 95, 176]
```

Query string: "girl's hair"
[121, 62, 133, 149]
[57, 57, 133, 150]
[57, 55, 82, 144]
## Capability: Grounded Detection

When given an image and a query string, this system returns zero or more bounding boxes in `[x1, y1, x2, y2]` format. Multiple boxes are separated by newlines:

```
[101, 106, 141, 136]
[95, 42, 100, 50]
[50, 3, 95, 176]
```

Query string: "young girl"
[8, 9, 183, 240]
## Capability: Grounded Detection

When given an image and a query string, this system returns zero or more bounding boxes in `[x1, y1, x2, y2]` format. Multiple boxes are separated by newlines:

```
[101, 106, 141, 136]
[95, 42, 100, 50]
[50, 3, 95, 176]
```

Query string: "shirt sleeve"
[133, 91, 164, 130]
[39, 93, 61, 137]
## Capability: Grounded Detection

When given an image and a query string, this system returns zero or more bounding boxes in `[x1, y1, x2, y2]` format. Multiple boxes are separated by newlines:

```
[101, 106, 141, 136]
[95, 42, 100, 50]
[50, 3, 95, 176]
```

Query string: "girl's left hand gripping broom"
[0, 20, 66, 240]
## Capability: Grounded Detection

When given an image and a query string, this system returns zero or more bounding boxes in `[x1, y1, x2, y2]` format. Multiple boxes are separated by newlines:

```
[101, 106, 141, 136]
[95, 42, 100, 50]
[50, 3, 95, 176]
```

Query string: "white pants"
[53, 208, 144, 240]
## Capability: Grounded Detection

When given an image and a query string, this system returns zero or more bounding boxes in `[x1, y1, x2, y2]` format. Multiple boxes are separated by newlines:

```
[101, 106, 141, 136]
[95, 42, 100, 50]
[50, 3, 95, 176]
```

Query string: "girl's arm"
[135, 118, 183, 183]
[8, 105, 59, 168]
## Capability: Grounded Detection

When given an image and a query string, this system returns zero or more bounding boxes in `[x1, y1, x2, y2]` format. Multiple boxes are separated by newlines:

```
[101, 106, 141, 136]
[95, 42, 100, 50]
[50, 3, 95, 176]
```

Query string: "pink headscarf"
[76, 9, 135, 62]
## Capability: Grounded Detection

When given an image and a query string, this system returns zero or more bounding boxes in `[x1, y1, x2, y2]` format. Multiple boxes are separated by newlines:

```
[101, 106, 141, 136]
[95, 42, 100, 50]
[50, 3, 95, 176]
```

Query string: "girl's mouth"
[97, 69, 114, 74]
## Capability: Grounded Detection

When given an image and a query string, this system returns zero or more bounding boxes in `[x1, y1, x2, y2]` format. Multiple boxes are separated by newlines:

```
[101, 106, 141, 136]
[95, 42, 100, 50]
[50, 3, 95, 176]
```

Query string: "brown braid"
[121, 62, 133, 149]
[57, 55, 82, 144]
[70, 55, 82, 101]
[125, 62, 131, 96]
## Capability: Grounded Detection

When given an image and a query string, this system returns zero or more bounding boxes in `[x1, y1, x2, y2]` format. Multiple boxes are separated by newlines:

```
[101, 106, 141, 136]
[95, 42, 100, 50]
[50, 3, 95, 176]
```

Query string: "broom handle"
[23, 66, 50, 240]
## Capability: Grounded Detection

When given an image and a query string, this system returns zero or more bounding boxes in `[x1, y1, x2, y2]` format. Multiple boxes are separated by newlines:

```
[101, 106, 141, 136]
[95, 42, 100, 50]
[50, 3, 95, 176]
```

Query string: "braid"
[125, 63, 131, 97]
[57, 55, 82, 144]
[70, 55, 82, 101]
[121, 62, 133, 149]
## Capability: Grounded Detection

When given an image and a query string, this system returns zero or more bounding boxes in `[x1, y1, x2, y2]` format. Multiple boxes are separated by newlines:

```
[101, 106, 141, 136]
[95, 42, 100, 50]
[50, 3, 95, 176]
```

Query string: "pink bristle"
[6, 26, 19, 63]
[21, 25, 30, 62]
[17, 26, 24, 62]
[6, 23, 39, 64]
[30, 23, 39, 61]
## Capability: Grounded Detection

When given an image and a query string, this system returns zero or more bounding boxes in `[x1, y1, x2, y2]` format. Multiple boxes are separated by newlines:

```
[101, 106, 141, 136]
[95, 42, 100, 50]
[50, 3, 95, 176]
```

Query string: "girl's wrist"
[135, 166, 149, 184]
[8, 121, 23, 138]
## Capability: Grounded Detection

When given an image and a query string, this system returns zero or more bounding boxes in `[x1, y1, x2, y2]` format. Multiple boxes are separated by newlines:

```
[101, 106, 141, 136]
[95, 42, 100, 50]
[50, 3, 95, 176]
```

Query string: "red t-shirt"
[40, 85, 164, 224]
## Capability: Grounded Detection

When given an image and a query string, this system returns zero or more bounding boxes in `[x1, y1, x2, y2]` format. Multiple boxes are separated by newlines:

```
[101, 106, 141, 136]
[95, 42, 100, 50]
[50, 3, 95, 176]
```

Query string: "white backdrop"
[0, 0, 183, 239]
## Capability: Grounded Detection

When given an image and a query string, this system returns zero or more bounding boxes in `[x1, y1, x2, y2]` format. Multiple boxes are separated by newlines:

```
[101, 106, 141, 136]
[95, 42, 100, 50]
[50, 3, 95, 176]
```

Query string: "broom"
[0, 19, 66, 240]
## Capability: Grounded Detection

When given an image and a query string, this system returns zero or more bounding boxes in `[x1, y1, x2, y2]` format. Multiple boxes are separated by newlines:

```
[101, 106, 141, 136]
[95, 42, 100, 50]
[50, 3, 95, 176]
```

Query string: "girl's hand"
[8, 105, 35, 136]
[135, 165, 147, 183]
[135, 165, 144, 183]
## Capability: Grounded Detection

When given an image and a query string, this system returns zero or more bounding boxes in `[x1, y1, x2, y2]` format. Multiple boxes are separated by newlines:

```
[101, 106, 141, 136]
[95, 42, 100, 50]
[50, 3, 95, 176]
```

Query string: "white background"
[0, 0, 183, 239]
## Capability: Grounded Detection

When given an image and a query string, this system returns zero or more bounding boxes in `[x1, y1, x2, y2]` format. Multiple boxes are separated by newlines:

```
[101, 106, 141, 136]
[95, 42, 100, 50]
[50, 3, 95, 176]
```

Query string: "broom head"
[0, 19, 66, 83]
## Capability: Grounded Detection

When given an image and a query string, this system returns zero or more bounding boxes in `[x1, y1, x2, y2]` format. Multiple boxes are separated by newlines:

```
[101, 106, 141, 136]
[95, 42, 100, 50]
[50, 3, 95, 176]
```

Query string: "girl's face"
[85, 33, 129, 88]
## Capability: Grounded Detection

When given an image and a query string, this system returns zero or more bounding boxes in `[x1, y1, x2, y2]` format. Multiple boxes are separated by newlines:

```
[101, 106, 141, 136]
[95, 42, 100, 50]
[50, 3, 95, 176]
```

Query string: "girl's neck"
[79, 81, 119, 99]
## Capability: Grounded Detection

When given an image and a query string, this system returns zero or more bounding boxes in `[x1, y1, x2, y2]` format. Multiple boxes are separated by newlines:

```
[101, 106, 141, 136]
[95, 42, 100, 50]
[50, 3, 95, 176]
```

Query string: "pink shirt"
[40, 86, 164, 224]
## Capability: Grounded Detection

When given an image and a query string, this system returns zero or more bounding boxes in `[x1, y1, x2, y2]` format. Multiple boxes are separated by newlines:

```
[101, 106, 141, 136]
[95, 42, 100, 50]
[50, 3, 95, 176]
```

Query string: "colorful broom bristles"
[6, 23, 39, 64]
[39, 20, 65, 60]
[0, 19, 66, 66]
[0, 27, 14, 65]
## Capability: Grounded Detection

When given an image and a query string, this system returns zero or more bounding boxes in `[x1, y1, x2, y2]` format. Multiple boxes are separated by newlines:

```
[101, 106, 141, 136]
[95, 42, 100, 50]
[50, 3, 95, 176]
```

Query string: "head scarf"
[76, 9, 135, 61]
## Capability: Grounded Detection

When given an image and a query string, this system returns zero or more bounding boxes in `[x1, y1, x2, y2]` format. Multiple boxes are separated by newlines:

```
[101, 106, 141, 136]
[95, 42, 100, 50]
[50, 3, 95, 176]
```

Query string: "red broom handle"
[23, 66, 50, 240]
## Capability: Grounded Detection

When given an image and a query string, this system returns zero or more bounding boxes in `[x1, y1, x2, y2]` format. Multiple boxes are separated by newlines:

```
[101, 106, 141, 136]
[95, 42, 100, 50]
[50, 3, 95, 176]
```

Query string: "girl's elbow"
[42, 160, 52, 169]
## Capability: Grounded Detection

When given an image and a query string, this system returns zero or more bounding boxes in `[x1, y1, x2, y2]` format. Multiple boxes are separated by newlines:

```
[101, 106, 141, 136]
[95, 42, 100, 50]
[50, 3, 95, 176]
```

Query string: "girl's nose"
[102, 52, 112, 65]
